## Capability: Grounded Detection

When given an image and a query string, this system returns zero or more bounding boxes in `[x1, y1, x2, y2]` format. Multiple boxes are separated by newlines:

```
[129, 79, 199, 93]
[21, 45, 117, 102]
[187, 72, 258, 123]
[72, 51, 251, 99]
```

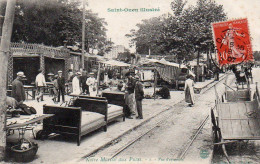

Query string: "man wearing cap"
[72, 72, 82, 95]
[57, 70, 65, 102]
[80, 69, 89, 94]
[86, 72, 97, 97]
[35, 69, 46, 102]
[125, 71, 136, 119]
[11, 72, 26, 103]
[134, 75, 144, 119]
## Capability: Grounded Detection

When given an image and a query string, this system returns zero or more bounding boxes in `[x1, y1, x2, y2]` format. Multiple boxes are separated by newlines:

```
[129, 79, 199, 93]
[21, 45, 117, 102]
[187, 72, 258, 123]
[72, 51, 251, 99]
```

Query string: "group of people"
[124, 71, 144, 119]
[68, 69, 145, 119]
[70, 70, 97, 97]
[35, 69, 66, 103]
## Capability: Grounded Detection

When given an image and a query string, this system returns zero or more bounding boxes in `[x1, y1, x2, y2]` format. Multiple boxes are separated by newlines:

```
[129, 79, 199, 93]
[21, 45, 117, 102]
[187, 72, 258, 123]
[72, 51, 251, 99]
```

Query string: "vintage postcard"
[0, 0, 259, 163]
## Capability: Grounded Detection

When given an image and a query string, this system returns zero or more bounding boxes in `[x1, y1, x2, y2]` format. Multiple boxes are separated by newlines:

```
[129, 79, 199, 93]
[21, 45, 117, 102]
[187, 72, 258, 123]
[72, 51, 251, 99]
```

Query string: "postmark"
[212, 18, 253, 66]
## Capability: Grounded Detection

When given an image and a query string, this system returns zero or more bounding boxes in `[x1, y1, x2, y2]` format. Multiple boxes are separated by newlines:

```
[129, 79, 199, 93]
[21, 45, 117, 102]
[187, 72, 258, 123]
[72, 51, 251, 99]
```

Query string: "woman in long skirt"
[184, 75, 195, 107]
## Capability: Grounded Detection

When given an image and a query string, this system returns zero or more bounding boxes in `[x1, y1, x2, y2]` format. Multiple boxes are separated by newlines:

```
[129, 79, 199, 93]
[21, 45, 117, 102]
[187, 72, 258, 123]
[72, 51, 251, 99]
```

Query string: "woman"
[184, 75, 195, 107]
[71, 72, 82, 95]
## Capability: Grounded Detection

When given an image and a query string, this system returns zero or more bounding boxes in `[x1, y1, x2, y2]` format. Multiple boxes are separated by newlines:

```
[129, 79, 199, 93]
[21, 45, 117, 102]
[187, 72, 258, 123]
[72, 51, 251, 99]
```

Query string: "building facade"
[104, 45, 125, 59]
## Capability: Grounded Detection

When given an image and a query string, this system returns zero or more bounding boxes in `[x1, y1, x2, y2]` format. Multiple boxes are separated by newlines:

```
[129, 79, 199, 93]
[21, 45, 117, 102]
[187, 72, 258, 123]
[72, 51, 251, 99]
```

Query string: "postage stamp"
[212, 18, 254, 66]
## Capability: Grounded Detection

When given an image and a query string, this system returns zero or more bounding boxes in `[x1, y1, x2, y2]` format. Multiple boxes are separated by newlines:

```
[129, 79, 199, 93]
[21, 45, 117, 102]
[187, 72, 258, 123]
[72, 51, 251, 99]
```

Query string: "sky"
[87, 0, 260, 52]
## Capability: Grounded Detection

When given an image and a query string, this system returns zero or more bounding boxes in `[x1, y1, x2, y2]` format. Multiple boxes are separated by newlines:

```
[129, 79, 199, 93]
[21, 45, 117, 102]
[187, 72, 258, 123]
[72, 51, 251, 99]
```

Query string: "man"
[86, 72, 97, 97]
[72, 72, 82, 95]
[156, 82, 171, 99]
[125, 71, 136, 119]
[134, 75, 144, 119]
[35, 69, 46, 102]
[11, 71, 26, 104]
[80, 69, 88, 94]
[57, 70, 65, 102]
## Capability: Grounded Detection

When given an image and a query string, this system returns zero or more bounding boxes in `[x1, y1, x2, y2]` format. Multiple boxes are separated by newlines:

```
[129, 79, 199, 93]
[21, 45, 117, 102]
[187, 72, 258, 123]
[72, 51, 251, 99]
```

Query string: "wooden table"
[24, 85, 36, 100]
[8, 85, 36, 100]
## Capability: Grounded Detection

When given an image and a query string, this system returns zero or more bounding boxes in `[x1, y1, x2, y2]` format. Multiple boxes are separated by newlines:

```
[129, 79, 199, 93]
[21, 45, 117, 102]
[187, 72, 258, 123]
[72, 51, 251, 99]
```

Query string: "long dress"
[184, 79, 195, 105]
[71, 76, 81, 95]
[86, 77, 97, 97]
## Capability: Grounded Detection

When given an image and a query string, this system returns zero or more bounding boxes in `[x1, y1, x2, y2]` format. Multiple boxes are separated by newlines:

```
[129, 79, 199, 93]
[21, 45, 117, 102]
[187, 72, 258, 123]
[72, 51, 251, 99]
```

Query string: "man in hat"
[86, 72, 97, 97]
[125, 71, 136, 119]
[57, 70, 65, 102]
[72, 72, 82, 95]
[80, 69, 89, 94]
[35, 69, 46, 102]
[134, 75, 144, 119]
[11, 72, 26, 103]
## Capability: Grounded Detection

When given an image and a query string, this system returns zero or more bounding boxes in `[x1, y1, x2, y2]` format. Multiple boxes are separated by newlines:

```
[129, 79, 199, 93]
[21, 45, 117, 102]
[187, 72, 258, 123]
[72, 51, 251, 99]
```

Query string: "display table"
[6, 114, 54, 139]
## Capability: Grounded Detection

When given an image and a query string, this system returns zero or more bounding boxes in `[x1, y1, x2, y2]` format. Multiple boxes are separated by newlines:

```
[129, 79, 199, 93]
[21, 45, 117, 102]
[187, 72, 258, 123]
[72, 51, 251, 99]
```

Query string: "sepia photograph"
[0, 0, 259, 163]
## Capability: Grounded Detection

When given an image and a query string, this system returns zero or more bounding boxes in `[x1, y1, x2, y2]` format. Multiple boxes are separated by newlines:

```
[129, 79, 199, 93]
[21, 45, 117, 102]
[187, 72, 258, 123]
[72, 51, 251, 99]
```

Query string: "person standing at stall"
[86, 72, 97, 97]
[35, 69, 46, 102]
[57, 70, 65, 103]
[109, 74, 119, 91]
[184, 75, 195, 107]
[11, 71, 26, 104]
[134, 75, 144, 119]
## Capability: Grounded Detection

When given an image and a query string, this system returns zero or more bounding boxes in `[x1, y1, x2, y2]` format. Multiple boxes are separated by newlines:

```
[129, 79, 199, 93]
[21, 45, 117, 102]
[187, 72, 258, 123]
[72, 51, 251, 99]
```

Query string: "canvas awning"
[142, 58, 195, 83]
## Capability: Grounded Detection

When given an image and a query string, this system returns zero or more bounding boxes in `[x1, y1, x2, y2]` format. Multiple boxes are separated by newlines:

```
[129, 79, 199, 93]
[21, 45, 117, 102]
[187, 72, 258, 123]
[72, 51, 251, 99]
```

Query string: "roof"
[100, 60, 130, 67]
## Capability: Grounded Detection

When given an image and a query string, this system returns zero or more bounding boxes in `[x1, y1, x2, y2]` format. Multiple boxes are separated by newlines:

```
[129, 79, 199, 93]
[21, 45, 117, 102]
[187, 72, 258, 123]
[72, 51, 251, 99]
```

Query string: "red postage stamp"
[212, 18, 253, 66]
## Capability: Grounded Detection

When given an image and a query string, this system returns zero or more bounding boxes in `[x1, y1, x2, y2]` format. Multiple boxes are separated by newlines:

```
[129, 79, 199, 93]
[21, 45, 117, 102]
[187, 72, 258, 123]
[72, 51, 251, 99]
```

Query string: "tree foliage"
[12, 0, 111, 53]
[126, 0, 227, 63]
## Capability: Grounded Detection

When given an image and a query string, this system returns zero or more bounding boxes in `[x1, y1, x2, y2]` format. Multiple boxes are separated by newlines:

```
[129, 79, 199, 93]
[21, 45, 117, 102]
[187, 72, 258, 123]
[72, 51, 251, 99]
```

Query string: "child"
[52, 75, 59, 103]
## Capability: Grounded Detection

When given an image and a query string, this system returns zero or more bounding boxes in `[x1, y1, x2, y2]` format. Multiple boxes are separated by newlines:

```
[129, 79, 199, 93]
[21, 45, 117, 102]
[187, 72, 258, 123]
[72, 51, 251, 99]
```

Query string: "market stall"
[9, 43, 70, 85]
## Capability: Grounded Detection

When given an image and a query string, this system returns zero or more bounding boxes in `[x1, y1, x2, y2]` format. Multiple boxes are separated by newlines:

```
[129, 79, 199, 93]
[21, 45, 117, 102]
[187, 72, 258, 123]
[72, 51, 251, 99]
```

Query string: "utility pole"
[0, 0, 16, 160]
[81, 0, 86, 69]
[196, 49, 200, 82]
[0, 0, 6, 39]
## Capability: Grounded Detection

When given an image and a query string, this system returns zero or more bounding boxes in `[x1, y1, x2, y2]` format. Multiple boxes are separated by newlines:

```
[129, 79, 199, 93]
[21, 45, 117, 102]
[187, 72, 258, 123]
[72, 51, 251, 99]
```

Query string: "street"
[88, 72, 234, 163]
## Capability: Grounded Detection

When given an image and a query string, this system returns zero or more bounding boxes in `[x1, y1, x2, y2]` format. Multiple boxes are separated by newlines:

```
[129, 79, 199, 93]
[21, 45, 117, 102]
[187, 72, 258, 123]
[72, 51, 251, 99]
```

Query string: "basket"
[11, 139, 38, 162]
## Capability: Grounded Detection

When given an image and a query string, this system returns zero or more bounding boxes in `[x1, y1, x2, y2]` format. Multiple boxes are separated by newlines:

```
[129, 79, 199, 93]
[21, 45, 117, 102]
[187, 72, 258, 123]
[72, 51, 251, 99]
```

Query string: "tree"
[11, 0, 109, 53]
[126, 0, 227, 63]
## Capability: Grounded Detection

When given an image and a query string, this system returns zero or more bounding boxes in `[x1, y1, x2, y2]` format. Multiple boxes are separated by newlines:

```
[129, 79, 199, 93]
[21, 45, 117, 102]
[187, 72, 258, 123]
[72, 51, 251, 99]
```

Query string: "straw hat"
[17, 72, 24, 77]
[58, 70, 62, 73]
[47, 73, 54, 76]
[135, 75, 140, 79]
[76, 72, 82, 75]
[89, 72, 94, 75]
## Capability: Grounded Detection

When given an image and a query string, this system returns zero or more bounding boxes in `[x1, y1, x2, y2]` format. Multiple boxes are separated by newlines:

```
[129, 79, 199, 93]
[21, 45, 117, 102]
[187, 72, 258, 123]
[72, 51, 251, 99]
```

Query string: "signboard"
[212, 18, 253, 66]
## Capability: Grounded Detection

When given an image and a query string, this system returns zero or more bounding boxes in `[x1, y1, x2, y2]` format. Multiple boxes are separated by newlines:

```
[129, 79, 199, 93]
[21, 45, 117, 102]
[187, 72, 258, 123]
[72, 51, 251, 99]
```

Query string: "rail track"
[84, 74, 234, 161]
